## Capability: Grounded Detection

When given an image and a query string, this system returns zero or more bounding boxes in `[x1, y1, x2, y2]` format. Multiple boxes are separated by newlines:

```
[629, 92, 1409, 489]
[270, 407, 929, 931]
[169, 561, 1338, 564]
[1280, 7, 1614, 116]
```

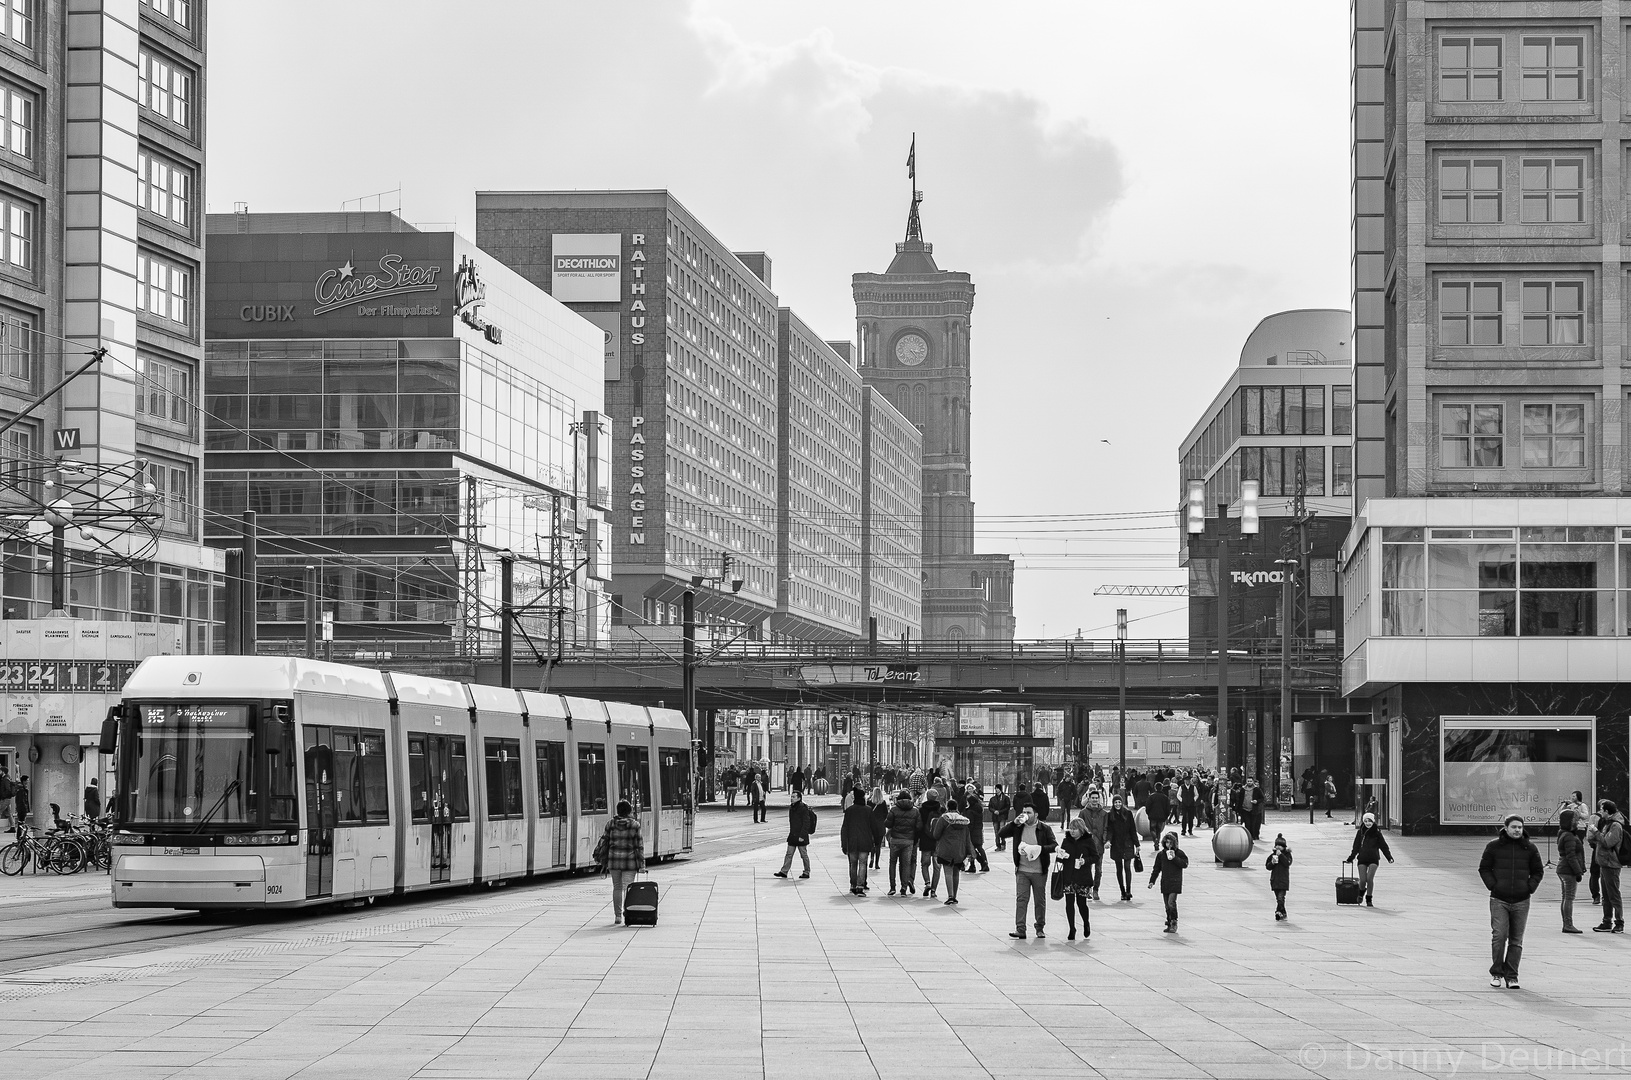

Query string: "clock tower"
[853, 164, 1015, 643]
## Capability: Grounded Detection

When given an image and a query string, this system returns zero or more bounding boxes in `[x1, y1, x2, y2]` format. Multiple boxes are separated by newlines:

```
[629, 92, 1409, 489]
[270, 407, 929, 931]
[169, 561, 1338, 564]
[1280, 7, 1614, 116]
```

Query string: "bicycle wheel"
[48, 839, 84, 874]
[0, 842, 26, 876]
[91, 840, 111, 873]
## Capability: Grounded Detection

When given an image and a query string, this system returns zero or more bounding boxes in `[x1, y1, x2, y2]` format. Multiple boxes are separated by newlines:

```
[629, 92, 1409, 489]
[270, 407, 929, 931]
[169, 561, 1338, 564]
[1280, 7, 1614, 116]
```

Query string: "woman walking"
[1348, 811, 1394, 906]
[1106, 794, 1141, 901]
[868, 786, 889, 870]
[1058, 817, 1099, 939]
[931, 803, 973, 905]
[1146, 830, 1190, 932]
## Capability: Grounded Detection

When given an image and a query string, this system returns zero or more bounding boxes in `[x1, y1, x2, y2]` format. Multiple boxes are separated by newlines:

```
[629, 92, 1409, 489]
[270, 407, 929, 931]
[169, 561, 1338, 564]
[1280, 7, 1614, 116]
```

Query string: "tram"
[100, 656, 694, 910]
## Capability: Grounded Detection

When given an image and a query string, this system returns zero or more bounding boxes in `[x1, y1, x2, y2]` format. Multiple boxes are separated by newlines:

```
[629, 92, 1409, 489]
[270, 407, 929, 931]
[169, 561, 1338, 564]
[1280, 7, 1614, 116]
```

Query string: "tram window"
[408, 735, 430, 823]
[577, 744, 608, 813]
[359, 731, 388, 822]
[660, 750, 691, 808]
[447, 737, 470, 820]
[484, 738, 522, 819]
[536, 740, 566, 817]
[617, 746, 649, 812]
[267, 707, 298, 824]
[332, 730, 363, 824]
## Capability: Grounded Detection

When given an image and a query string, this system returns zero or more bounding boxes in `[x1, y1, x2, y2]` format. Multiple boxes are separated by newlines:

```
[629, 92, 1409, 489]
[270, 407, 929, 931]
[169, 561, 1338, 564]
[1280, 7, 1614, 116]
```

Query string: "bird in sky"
[1100, 439, 1112, 445]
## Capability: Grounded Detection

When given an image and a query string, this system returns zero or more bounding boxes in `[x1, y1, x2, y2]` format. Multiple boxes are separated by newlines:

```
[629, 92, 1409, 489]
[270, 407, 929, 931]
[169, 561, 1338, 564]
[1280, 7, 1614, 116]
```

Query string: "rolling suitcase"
[624, 878, 659, 926]
[1335, 858, 1363, 906]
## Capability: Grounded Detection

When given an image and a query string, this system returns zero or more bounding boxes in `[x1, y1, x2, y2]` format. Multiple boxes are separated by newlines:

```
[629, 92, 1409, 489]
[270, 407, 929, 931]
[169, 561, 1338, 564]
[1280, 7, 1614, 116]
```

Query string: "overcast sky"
[208, 1, 1350, 641]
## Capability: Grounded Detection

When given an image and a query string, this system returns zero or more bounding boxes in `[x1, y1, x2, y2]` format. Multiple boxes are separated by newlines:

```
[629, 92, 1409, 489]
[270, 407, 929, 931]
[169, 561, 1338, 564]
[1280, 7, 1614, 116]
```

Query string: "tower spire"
[905, 133, 923, 242]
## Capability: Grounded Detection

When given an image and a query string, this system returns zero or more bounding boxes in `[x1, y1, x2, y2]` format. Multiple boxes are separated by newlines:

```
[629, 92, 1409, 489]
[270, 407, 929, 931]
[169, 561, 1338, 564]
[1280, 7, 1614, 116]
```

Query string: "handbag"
[1050, 856, 1066, 901]
[1133, 852, 1144, 873]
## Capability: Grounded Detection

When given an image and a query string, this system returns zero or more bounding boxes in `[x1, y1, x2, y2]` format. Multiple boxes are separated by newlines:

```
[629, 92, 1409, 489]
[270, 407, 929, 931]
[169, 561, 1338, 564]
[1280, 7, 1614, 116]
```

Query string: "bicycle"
[0, 824, 85, 875]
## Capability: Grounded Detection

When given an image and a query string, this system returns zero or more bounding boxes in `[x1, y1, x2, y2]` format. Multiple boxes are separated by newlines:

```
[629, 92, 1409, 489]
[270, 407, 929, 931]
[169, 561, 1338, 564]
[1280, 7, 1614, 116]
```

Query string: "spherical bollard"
[814, 778, 828, 796]
[1134, 807, 1151, 840]
[1212, 822, 1253, 867]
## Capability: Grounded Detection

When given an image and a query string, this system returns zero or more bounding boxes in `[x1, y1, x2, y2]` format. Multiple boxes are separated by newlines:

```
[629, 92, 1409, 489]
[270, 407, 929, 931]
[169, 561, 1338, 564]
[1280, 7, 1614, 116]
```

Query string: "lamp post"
[1274, 555, 1298, 804]
[1116, 608, 1128, 769]
[1186, 479, 1258, 775]
[683, 552, 743, 803]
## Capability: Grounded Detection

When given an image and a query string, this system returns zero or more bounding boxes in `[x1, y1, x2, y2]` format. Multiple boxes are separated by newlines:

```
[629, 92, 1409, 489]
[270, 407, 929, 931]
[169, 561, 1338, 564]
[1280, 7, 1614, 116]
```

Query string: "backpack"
[1617, 822, 1631, 866]
[0, 773, 13, 801]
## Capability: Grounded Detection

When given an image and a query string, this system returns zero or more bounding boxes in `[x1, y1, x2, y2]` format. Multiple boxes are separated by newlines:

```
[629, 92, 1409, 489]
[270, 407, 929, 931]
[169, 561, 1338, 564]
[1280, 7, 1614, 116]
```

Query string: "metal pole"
[224, 550, 243, 655]
[1216, 502, 1230, 775]
[49, 523, 65, 612]
[1278, 558, 1296, 801]
[304, 563, 317, 659]
[241, 510, 257, 656]
[682, 587, 697, 739]
[499, 553, 514, 688]
[1117, 608, 1127, 770]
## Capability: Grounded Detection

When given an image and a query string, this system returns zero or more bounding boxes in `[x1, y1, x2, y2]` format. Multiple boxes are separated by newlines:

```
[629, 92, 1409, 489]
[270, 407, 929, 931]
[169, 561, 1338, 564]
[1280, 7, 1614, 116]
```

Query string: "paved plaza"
[0, 809, 1626, 1079]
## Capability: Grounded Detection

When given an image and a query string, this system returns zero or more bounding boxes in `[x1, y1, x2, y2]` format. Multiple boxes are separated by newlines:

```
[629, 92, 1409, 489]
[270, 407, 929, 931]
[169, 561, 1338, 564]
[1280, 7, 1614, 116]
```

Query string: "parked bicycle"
[0, 823, 85, 875]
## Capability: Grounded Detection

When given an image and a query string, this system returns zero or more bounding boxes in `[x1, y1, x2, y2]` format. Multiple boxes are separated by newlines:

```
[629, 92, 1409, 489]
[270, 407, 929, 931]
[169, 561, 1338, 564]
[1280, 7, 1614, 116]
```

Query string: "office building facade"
[853, 215, 1014, 643]
[863, 385, 923, 642]
[0, 0, 219, 818]
[204, 212, 607, 664]
[1344, 1, 1631, 831]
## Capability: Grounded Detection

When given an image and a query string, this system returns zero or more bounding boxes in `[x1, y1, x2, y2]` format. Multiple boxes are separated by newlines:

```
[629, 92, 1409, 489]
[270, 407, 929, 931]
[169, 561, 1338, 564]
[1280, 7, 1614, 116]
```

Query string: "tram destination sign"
[799, 664, 920, 686]
[0, 660, 137, 692]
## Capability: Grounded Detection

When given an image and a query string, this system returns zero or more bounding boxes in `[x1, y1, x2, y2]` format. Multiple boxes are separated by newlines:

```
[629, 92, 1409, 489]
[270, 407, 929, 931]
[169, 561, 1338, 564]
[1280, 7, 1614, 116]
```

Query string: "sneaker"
[798, 872, 809, 879]
[773, 871, 788, 878]
[1035, 929, 1046, 939]
[907, 883, 915, 894]
[888, 888, 897, 896]
[1597, 925, 1616, 932]
[1505, 979, 1520, 990]
[1009, 931, 1026, 939]
[944, 898, 955, 906]
[1564, 927, 1583, 934]
[1163, 925, 1176, 934]
[1616, 925, 1625, 934]
[1593, 898, 1602, 905]
[1490, 976, 1504, 988]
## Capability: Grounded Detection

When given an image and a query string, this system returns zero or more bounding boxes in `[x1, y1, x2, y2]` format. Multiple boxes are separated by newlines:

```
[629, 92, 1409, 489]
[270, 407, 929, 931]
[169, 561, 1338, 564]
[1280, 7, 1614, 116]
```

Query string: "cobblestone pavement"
[0, 812, 1624, 1079]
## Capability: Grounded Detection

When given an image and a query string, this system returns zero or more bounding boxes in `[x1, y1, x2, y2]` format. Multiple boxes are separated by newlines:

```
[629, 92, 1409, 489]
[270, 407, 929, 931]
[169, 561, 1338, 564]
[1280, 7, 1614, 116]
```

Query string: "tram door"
[617, 745, 651, 854]
[303, 728, 336, 899]
[427, 735, 455, 884]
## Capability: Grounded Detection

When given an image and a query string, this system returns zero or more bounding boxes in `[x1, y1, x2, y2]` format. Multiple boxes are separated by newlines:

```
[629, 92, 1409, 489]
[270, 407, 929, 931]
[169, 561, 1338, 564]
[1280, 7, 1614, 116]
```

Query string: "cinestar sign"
[314, 254, 442, 315]
[1231, 570, 1285, 587]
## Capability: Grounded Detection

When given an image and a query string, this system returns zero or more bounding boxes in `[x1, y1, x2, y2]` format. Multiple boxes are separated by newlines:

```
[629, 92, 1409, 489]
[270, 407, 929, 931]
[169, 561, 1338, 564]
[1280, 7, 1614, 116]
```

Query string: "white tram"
[102, 656, 694, 910]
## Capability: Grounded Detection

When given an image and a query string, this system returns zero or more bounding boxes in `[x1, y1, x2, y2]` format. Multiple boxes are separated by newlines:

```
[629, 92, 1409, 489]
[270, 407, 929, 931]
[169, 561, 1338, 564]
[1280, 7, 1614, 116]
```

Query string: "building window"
[140, 0, 190, 28]
[0, 194, 30, 272]
[1332, 385, 1353, 436]
[1, 425, 28, 486]
[1521, 403, 1586, 468]
[1439, 281, 1502, 346]
[1238, 446, 1325, 497]
[1521, 159, 1583, 223]
[0, 83, 31, 161]
[1521, 281, 1584, 345]
[0, 309, 31, 384]
[1332, 445, 1354, 496]
[146, 458, 194, 532]
[1521, 36, 1584, 101]
[137, 152, 191, 227]
[1441, 37, 1501, 101]
[137, 251, 190, 326]
[1440, 159, 1502, 223]
[1, 0, 30, 49]
[138, 50, 191, 128]
[1441, 403, 1504, 467]
[1161, 741, 1182, 755]
[135, 354, 193, 428]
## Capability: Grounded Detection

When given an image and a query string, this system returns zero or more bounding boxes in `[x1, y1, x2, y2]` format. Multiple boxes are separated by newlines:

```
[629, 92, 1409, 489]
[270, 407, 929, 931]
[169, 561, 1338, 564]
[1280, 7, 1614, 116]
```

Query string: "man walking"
[1055, 774, 1077, 827]
[988, 784, 1011, 851]
[996, 805, 1056, 939]
[1592, 800, 1625, 934]
[750, 771, 768, 823]
[773, 789, 818, 879]
[1479, 814, 1543, 988]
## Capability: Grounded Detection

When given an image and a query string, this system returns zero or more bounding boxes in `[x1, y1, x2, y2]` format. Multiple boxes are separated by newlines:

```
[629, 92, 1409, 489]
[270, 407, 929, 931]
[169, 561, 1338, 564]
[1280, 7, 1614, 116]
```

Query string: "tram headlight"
[111, 833, 147, 846]
[221, 832, 297, 846]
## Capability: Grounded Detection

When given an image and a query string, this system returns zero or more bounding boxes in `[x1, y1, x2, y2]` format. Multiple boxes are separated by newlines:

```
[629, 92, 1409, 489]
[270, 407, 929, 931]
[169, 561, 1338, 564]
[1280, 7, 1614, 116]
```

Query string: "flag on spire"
[907, 134, 915, 180]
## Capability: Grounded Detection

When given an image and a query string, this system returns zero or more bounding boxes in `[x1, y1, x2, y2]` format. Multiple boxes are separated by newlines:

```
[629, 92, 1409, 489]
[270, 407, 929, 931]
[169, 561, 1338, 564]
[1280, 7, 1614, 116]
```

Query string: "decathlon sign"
[552, 234, 622, 302]
[1231, 570, 1285, 588]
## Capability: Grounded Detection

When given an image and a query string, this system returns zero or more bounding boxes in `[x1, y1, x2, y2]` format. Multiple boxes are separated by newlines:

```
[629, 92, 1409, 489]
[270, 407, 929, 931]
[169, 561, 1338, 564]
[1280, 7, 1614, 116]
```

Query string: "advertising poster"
[827, 714, 850, 746]
[1443, 762, 1592, 824]
[582, 311, 620, 380]
[551, 234, 622, 301]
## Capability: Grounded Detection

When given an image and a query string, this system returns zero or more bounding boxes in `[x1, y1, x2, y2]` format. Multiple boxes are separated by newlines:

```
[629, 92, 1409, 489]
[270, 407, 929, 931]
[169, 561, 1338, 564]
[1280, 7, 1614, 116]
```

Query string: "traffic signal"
[1240, 480, 1260, 535]
[1186, 479, 1206, 534]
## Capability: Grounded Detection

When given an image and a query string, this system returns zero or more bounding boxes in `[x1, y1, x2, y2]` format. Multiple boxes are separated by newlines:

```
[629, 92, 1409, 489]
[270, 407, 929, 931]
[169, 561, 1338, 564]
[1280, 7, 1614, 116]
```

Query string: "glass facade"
[1, 543, 221, 654]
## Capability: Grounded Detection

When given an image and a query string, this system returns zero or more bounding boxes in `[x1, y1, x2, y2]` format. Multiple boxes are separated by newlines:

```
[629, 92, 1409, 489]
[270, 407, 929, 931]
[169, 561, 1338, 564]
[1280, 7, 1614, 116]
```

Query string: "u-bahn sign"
[800, 664, 920, 686]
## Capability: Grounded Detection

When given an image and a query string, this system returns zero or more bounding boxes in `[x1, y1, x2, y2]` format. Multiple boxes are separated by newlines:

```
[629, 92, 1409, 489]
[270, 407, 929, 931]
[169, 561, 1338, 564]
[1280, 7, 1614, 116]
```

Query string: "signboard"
[1441, 716, 1594, 825]
[800, 664, 920, 686]
[827, 714, 850, 746]
[551, 234, 622, 302]
[583, 311, 621, 380]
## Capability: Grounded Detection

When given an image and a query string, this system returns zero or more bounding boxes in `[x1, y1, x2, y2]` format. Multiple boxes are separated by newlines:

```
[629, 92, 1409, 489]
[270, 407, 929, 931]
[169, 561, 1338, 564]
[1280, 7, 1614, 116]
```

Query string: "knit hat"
[1274, 833, 1287, 847]
[1503, 813, 1524, 828]
[1362, 812, 1376, 825]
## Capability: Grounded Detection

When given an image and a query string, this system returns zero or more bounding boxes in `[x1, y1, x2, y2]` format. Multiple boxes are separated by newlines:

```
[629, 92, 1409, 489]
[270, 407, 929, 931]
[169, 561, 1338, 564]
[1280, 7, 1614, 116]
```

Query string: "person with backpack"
[885, 791, 918, 895]
[1557, 809, 1587, 934]
[1146, 830, 1190, 933]
[1265, 834, 1293, 921]
[1591, 800, 1626, 933]
[1479, 814, 1544, 989]
[1348, 811, 1394, 906]
[595, 800, 645, 925]
[773, 789, 819, 880]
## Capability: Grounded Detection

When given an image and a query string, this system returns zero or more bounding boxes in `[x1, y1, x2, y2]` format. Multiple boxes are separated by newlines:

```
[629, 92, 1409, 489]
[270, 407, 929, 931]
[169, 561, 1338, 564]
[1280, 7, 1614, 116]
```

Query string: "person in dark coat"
[962, 785, 989, 872]
[1348, 812, 1394, 906]
[1058, 817, 1099, 940]
[1478, 814, 1544, 988]
[83, 778, 101, 819]
[11, 775, 29, 830]
[1144, 785, 1172, 844]
[1055, 776, 1077, 826]
[1029, 782, 1051, 823]
[916, 791, 945, 899]
[1265, 833, 1293, 920]
[1105, 794, 1141, 901]
[1146, 830, 1190, 932]
[774, 789, 819, 879]
[840, 790, 882, 895]
[987, 785, 1011, 850]
[931, 807, 972, 904]
[1131, 772, 1152, 808]
[1178, 778, 1198, 836]
[1245, 778, 1266, 841]
[868, 787, 890, 870]
[1558, 809, 1587, 933]
[885, 791, 919, 895]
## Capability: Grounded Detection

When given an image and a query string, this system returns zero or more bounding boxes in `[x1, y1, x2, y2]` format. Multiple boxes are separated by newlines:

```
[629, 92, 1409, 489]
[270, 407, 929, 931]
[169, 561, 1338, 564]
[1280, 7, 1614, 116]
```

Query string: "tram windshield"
[123, 702, 283, 829]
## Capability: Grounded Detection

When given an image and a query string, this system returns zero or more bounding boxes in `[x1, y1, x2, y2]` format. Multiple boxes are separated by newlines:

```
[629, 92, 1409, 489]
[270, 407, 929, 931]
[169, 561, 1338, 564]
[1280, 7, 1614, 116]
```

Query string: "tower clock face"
[895, 332, 928, 366]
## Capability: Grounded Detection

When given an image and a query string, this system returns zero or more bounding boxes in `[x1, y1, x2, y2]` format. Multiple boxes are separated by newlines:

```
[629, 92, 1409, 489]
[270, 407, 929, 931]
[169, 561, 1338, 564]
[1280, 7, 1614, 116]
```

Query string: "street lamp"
[684, 552, 743, 803]
[1116, 608, 1128, 769]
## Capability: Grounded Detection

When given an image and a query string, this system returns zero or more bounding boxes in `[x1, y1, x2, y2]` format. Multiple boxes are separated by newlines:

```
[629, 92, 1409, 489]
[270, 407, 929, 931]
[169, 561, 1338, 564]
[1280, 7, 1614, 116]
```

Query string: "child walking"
[1146, 830, 1190, 933]
[1265, 834, 1293, 920]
